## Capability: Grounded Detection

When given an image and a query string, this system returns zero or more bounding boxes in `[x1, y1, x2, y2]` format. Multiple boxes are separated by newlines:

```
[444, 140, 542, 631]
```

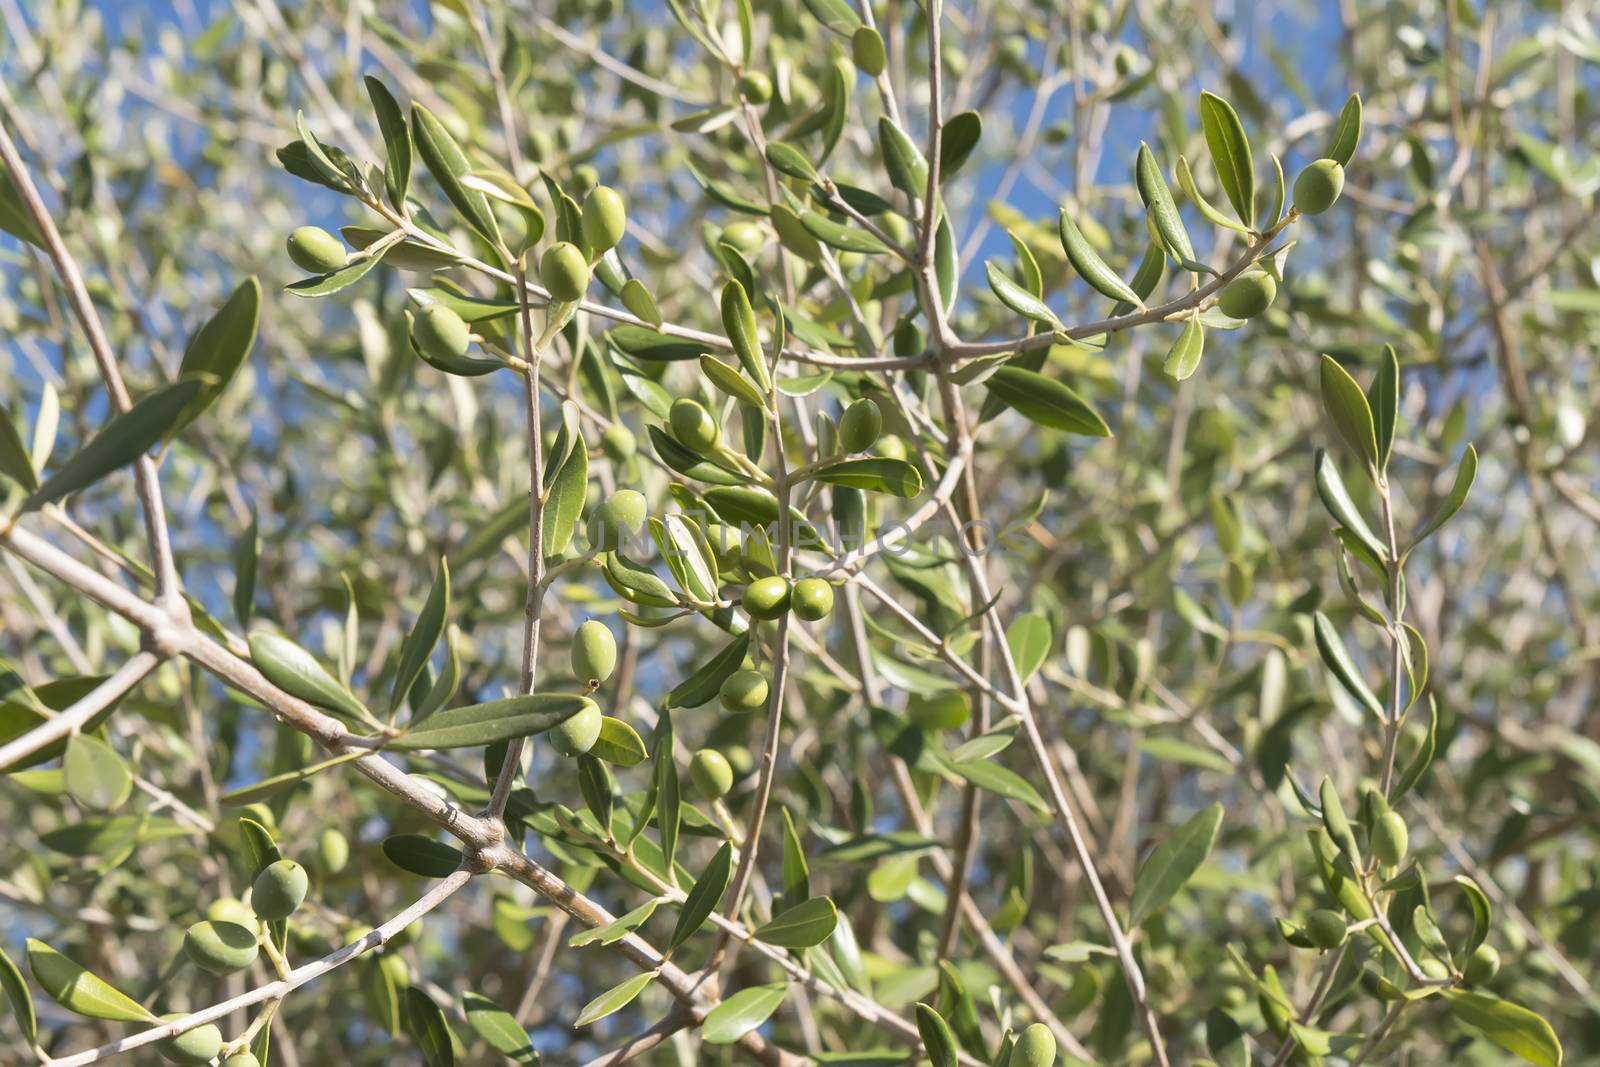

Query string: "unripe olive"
[908, 691, 971, 731]
[1293, 159, 1346, 215]
[222, 1054, 262, 1067]
[588, 489, 647, 549]
[206, 897, 259, 934]
[286, 226, 348, 273]
[414, 304, 471, 362]
[541, 241, 591, 302]
[743, 576, 792, 619]
[251, 859, 309, 921]
[737, 70, 772, 104]
[1009, 1022, 1057, 1067]
[156, 1015, 224, 1065]
[378, 947, 411, 987]
[792, 577, 835, 621]
[705, 523, 743, 571]
[1113, 44, 1143, 76]
[851, 27, 887, 77]
[1420, 957, 1451, 981]
[690, 749, 735, 800]
[581, 186, 627, 253]
[601, 422, 636, 461]
[1464, 944, 1501, 985]
[838, 398, 882, 453]
[1217, 270, 1278, 319]
[185, 920, 260, 975]
[721, 221, 766, 254]
[892, 317, 925, 358]
[669, 398, 720, 454]
[875, 434, 909, 462]
[547, 702, 602, 757]
[721, 668, 769, 711]
[1304, 909, 1348, 950]
[572, 164, 600, 194]
[1373, 810, 1409, 867]
[572, 620, 618, 688]
[318, 827, 349, 875]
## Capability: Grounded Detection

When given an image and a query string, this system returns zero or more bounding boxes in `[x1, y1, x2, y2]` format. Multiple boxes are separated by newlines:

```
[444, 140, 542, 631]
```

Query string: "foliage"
[1, 1, 1598, 1066]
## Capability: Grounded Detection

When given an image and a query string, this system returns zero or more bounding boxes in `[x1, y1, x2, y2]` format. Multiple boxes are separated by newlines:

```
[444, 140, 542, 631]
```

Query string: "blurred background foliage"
[1, 0, 1598, 1064]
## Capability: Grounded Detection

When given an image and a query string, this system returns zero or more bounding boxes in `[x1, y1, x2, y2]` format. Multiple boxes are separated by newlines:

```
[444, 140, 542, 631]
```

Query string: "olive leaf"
[404, 985, 456, 1067]
[24, 379, 204, 512]
[248, 632, 372, 725]
[1320, 355, 1381, 472]
[574, 970, 654, 1027]
[390, 694, 596, 750]
[1129, 802, 1223, 926]
[412, 103, 501, 247]
[808, 457, 924, 497]
[1409, 444, 1478, 552]
[914, 1003, 960, 1067]
[462, 991, 539, 1065]
[0, 944, 36, 1043]
[703, 983, 788, 1044]
[669, 841, 732, 951]
[589, 716, 647, 766]
[1199, 91, 1256, 226]
[666, 632, 751, 708]
[1327, 93, 1363, 167]
[1311, 612, 1386, 720]
[1163, 316, 1205, 381]
[383, 834, 464, 878]
[26, 940, 157, 1022]
[985, 260, 1060, 327]
[0, 404, 39, 492]
[390, 557, 449, 713]
[62, 733, 132, 812]
[753, 896, 838, 948]
[1442, 990, 1562, 1067]
[1135, 142, 1197, 263]
[985, 367, 1111, 437]
[1058, 207, 1143, 306]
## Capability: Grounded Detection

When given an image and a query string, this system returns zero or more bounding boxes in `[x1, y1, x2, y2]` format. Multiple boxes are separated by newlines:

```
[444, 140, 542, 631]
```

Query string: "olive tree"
[1, 1, 1597, 1066]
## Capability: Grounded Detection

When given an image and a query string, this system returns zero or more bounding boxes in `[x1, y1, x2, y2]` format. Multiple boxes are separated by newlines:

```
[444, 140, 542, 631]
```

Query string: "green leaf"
[754, 897, 838, 948]
[0, 171, 44, 247]
[1326, 93, 1363, 167]
[652, 713, 682, 867]
[462, 991, 539, 1065]
[620, 279, 661, 326]
[878, 117, 929, 197]
[1443, 990, 1563, 1066]
[939, 111, 983, 177]
[1129, 802, 1223, 926]
[0, 403, 39, 491]
[24, 379, 203, 512]
[1314, 450, 1387, 563]
[383, 834, 464, 878]
[570, 899, 661, 948]
[232, 512, 259, 627]
[1311, 612, 1385, 719]
[544, 417, 589, 556]
[800, 210, 889, 254]
[985, 260, 1060, 327]
[0, 943, 36, 1043]
[1409, 444, 1477, 552]
[947, 757, 1048, 812]
[779, 807, 810, 905]
[765, 141, 818, 181]
[1454, 874, 1492, 955]
[1371, 345, 1399, 472]
[1176, 155, 1250, 235]
[62, 733, 132, 812]
[809, 457, 924, 497]
[404, 986, 456, 1067]
[1392, 696, 1439, 800]
[986, 367, 1110, 437]
[1058, 208, 1143, 306]
[366, 76, 412, 209]
[801, 0, 862, 34]
[670, 843, 732, 952]
[1163, 316, 1205, 381]
[1199, 91, 1255, 226]
[1005, 613, 1052, 682]
[1135, 141, 1197, 262]
[170, 276, 261, 438]
[26, 940, 156, 1022]
[700, 355, 767, 410]
[391, 694, 595, 750]
[248, 631, 371, 725]
[1319, 355, 1380, 471]
[219, 751, 364, 806]
[575, 971, 654, 1027]
[590, 716, 647, 766]
[285, 244, 391, 297]
[412, 103, 501, 247]
[703, 983, 787, 1044]
[391, 558, 450, 712]
[721, 281, 770, 392]
[914, 1003, 959, 1067]
[666, 633, 751, 709]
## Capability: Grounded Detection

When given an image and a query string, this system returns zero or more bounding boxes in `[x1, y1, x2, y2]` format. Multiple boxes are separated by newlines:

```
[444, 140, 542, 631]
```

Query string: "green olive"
[1420, 958, 1451, 981]
[689, 749, 735, 800]
[318, 827, 349, 875]
[838, 398, 883, 453]
[548, 701, 602, 757]
[572, 620, 618, 688]
[669, 398, 720, 454]
[581, 186, 627, 253]
[1217, 271, 1278, 319]
[1373, 810, 1409, 867]
[156, 1015, 224, 1066]
[286, 226, 348, 273]
[205, 897, 259, 934]
[1293, 159, 1346, 215]
[222, 1054, 263, 1067]
[721, 221, 765, 254]
[875, 434, 909, 462]
[572, 164, 600, 195]
[184, 920, 260, 975]
[851, 27, 887, 77]
[792, 577, 835, 621]
[737, 70, 772, 104]
[720, 668, 769, 712]
[601, 422, 636, 461]
[1304, 909, 1348, 950]
[379, 947, 411, 988]
[892, 318, 925, 358]
[908, 691, 970, 731]
[251, 859, 309, 921]
[541, 241, 591, 303]
[743, 575, 792, 620]
[413, 304, 471, 362]
[588, 489, 647, 549]
[1463, 944, 1501, 985]
[705, 523, 743, 571]
[1009, 1022, 1057, 1067]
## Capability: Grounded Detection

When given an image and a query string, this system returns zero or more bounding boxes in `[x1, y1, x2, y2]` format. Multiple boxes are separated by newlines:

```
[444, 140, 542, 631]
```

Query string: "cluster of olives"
[1210, 158, 1345, 322]
[165, 859, 309, 1063]
[546, 619, 617, 758]
[743, 574, 835, 622]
